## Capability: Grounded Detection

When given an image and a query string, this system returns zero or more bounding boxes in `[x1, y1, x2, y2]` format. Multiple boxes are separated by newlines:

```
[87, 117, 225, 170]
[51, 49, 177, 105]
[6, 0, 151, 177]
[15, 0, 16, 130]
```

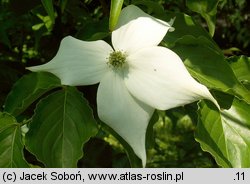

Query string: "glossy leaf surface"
[196, 99, 250, 167]
[0, 112, 29, 167]
[25, 87, 98, 167]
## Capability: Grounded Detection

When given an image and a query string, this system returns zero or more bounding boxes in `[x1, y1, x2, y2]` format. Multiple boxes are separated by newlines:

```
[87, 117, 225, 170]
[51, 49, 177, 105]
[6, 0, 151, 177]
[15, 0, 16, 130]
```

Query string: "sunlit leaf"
[172, 35, 250, 103]
[196, 99, 250, 167]
[186, 0, 222, 36]
[4, 72, 61, 116]
[163, 12, 250, 103]
[228, 55, 250, 85]
[41, 0, 55, 24]
[25, 86, 98, 167]
[163, 12, 215, 47]
[0, 112, 29, 167]
[109, 0, 124, 31]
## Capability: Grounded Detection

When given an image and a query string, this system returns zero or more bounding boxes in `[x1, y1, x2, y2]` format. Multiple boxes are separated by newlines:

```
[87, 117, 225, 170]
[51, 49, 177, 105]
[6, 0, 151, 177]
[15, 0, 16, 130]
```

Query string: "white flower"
[27, 5, 219, 166]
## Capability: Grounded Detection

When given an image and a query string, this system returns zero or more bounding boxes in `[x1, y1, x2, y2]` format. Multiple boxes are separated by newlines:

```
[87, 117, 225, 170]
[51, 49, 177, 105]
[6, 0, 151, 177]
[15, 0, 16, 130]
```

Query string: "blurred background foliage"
[0, 0, 249, 167]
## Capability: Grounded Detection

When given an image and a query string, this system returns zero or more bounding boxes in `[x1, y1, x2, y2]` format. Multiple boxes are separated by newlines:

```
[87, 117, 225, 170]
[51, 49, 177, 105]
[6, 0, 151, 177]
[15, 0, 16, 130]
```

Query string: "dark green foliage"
[0, 112, 29, 167]
[25, 87, 98, 167]
[4, 72, 61, 116]
[0, 0, 249, 168]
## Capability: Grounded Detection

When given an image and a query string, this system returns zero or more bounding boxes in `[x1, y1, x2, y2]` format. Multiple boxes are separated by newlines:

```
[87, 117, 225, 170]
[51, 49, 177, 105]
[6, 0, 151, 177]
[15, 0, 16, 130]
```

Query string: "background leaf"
[4, 72, 61, 116]
[162, 12, 216, 47]
[1, 0, 250, 168]
[25, 86, 98, 167]
[186, 0, 222, 36]
[228, 55, 250, 87]
[0, 112, 29, 167]
[76, 18, 109, 41]
[109, 0, 124, 31]
[196, 99, 250, 167]
[58, 0, 68, 13]
[41, 0, 55, 24]
[163, 12, 250, 102]
[132, 0, 165, 16]
[171, 35, 250, 103]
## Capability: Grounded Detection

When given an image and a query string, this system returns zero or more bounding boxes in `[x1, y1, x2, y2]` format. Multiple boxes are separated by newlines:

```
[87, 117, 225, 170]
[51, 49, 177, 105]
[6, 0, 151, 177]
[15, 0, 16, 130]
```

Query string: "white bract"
[27, 5, 219, 166]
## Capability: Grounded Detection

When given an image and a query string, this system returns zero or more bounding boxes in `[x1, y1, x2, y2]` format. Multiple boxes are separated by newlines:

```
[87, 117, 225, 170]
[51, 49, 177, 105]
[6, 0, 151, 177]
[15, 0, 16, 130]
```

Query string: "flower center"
[107, 51, 127, 69]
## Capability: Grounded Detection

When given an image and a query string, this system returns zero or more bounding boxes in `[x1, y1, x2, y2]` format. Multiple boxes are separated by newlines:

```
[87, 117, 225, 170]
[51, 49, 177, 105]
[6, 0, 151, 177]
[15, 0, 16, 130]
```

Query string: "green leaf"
[41, 0, 55, 24]
[211, 90, 234, 110]
[25, 87, 98, 167]
[109, 0, 124, 31]
[186, 0, 222, 36]
[162, 12, 215, 47]
[132, 0, 165, 16]
[146, 110, 159, 149]
[0, 112, 29, 167]
[196, 99, 250, 167]
[4, 72, 61, 116]
[163, 12, 250, 102]
[76, 18, 109, 41]
[172, 35, 250, 103]
[228, 55, 250, 85]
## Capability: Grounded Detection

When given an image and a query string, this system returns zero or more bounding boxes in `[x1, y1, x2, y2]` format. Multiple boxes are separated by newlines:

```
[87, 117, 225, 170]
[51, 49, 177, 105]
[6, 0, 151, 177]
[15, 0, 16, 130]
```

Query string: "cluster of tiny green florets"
[107, 51, 127, 69]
